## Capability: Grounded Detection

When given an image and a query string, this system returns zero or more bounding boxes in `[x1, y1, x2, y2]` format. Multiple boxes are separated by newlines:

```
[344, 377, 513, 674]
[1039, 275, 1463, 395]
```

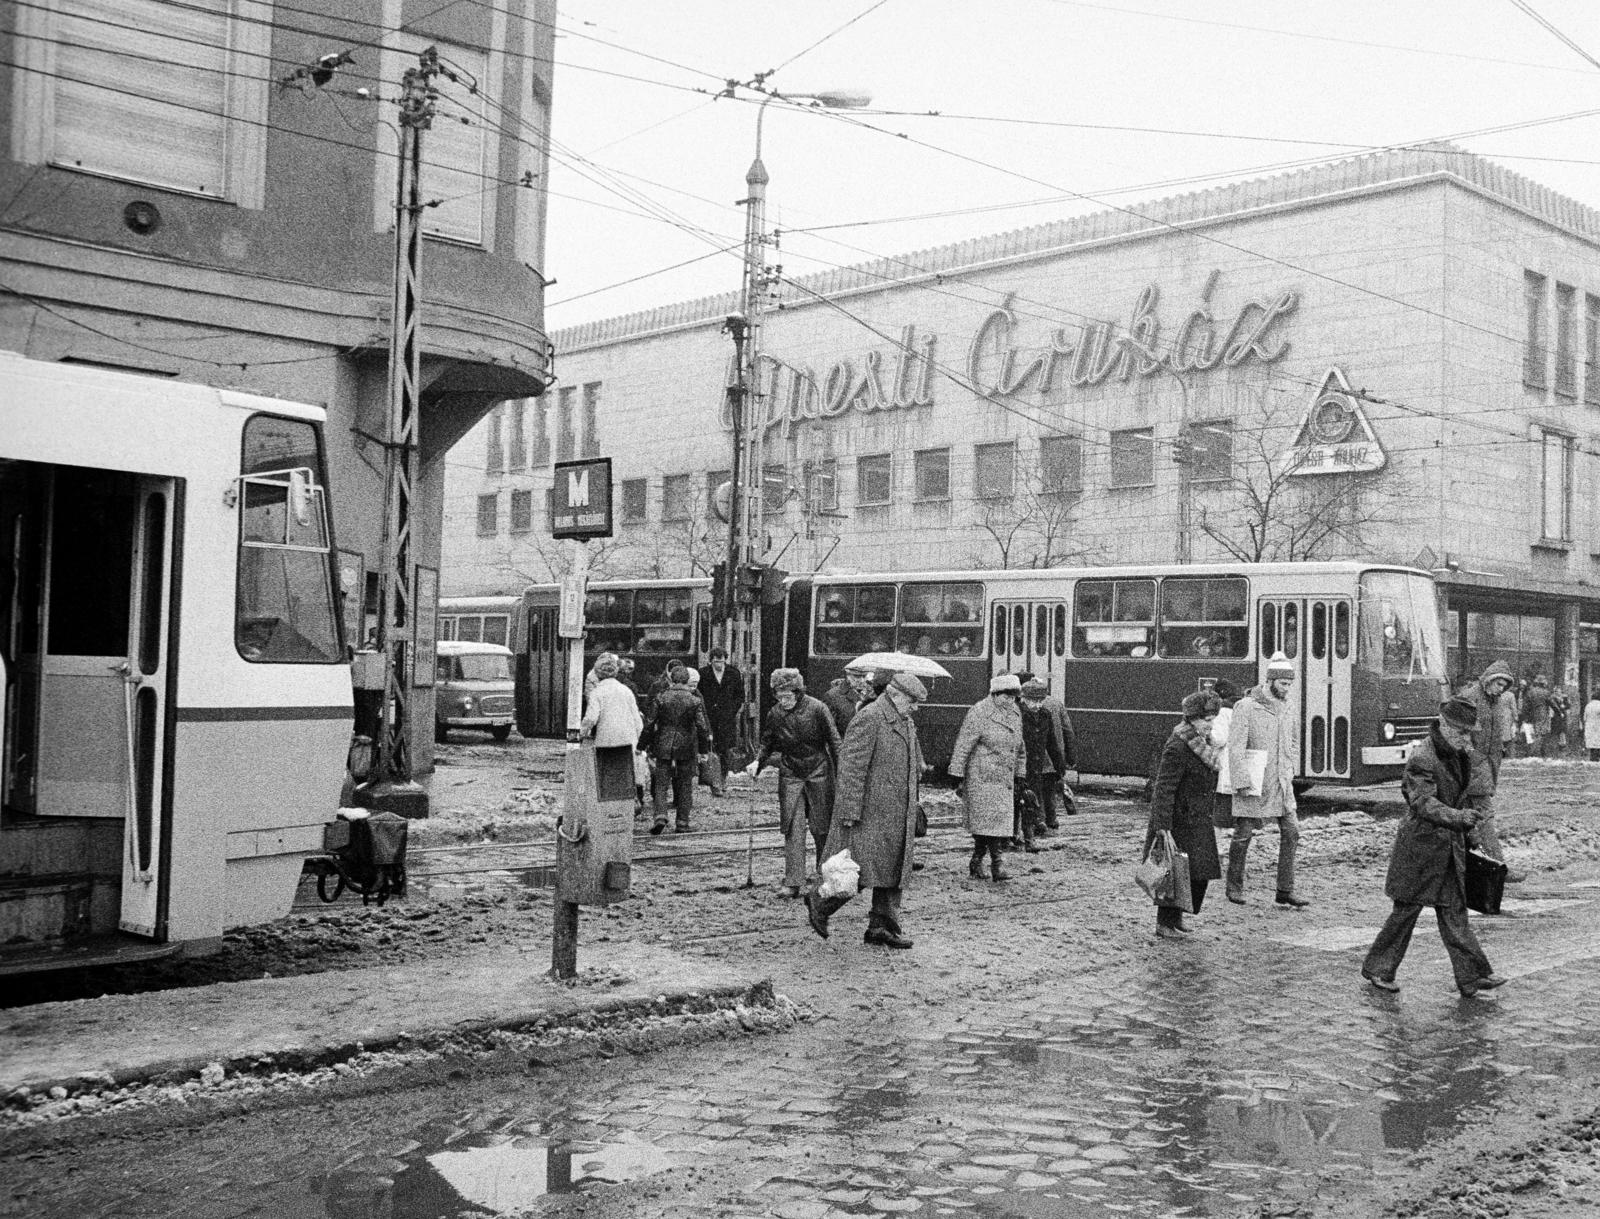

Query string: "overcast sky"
[539, 0, 1600, 330]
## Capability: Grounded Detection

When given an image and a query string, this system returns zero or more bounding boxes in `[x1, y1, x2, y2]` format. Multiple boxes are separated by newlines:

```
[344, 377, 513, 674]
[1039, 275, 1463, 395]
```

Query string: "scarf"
[1174, 720, 1219, 770]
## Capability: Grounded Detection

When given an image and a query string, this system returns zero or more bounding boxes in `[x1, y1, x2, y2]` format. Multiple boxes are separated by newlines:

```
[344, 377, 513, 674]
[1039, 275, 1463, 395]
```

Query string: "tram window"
[1073, 578, 1156, 657]
[1334, 602, 1351, 660]
[899, 581, 982, 655]
[1311, 603, 1327, 660]
[1158, 576, 1248, 659]
[636, 588, 692, 652]
[236, 416, 341, 664]
[815, 583, 897, 654]
[1282, 602, 1300, 658]
[1053, 605, 1067, 656]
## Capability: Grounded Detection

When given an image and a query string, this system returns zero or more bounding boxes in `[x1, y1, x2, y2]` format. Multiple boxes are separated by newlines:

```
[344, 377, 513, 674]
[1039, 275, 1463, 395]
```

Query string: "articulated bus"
[510, 578, 713, 738]
[1, 354, 353, 961]
[778, 562, 1446, 788]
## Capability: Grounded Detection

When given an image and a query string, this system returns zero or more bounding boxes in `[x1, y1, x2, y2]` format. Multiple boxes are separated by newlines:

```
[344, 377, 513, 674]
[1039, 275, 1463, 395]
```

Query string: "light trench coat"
[948, 695, 1027, 837]
[1227, 685, 1297, 820]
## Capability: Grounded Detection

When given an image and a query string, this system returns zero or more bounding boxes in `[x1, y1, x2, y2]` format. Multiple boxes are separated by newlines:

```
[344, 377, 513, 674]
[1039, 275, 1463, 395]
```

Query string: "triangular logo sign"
[1284, 368, 1385, 475]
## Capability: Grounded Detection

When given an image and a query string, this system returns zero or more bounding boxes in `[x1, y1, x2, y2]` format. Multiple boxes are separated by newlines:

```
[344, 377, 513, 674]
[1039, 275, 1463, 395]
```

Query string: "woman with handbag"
[948, 674, 1027, 881]
[1146, 692, 1224, 940]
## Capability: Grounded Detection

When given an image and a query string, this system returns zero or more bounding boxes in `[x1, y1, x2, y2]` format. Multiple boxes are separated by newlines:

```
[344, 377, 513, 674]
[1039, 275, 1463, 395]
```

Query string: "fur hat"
[1439, 696, 1478, 730]
[769, 667, 804, 693]
[889, 671, 928, 702]
[1020, 677, 1048, 698]
[989, 673, 1022, 695]
[1182, 691, 1221, 720]
[1265, 652, 1296, 679]
[1212, 678, 1240, 703]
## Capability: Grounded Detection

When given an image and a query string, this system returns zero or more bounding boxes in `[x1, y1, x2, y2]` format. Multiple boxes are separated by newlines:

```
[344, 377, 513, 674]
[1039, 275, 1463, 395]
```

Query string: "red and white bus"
[777, 561, 1446, 788]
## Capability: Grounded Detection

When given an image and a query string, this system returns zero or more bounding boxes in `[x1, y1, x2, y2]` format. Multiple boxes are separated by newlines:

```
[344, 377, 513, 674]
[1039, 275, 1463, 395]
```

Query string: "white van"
[434, 640, 516, 742]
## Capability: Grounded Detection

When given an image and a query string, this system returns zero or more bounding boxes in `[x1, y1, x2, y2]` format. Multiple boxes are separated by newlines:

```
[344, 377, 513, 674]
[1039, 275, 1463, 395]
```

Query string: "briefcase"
[1464, 849, 1507, 916]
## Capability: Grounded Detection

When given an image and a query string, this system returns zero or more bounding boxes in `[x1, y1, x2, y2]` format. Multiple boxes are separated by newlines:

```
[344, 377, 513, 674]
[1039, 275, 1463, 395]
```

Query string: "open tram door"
[1258, 594, 1354, 783]
[7, 467, 176, 940]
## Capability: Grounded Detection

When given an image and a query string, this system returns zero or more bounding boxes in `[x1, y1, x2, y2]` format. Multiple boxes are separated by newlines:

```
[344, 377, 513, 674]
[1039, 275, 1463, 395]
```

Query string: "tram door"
[31, 470, 174, 936]
[1258, 596, 1352, 780]
[991, 599, 1068, 693]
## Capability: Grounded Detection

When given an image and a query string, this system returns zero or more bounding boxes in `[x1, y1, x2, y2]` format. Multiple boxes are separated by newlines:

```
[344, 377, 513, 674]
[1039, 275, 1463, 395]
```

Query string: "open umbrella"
[844, 651, 952, 680]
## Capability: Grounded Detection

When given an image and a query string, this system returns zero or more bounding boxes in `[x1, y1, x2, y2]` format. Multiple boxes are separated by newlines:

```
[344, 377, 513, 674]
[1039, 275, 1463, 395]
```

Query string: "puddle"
[317, 1130, 673, 1218]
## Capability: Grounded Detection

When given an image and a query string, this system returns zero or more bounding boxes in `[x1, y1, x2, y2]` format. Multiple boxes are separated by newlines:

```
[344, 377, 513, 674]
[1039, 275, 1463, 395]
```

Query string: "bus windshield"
[1358, 571, 1445, 682]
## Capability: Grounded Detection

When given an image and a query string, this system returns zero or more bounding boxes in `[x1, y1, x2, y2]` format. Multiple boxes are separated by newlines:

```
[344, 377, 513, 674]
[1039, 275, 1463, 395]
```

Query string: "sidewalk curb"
[3, 973, 786, 1123]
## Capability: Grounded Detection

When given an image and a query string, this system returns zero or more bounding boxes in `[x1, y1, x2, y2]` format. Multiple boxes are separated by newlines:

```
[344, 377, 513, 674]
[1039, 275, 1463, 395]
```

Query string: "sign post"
[548, 458, 623, 980]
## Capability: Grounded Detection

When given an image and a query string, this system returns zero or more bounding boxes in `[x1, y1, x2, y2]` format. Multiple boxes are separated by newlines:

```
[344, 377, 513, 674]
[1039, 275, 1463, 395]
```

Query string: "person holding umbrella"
[948, 673, 1027, 881]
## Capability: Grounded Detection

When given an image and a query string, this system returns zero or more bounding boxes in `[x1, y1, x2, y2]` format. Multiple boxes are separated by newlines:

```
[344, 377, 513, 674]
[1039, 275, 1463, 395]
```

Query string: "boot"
[1226, 840, 1249, 904]
[968, 840, 988, 880]
[805, 891, 852, 940]
[988, 842, 1009, 882]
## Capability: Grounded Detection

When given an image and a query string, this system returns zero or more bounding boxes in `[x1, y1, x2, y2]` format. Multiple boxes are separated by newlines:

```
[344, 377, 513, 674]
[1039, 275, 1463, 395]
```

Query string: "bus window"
[1358, 571, 1446, 680]
[236, 415, 342, 664]
[1158, 576, 1248, 658]
[815, 583, 897, 655]
[992, 604, 1005, 657]
[1011, 605, 1026, 656]
[1053, 604, 1066, 656]
[636, 588, 693, 652]
[1033, 605, 1049, 660]
[695, 604, 711, 654]
[585, 589, 634, 654]
[1334, 601, 1351, 660]
[481, 615, 509, 648]
[1260, 602, 1277, 657]
[1073, 578, 1155, 657]
[1282, 602, 1299, 658]
[1311, 602, 1327, 660]
[898, 581, 982, 656]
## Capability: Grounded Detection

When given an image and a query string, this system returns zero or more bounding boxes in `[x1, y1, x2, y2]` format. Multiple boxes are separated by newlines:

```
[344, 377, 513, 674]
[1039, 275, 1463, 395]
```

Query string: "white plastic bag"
[816, 848, 860, 899]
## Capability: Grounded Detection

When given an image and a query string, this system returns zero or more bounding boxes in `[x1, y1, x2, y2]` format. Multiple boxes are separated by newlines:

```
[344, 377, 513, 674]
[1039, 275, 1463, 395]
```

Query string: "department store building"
[443, 144, 1600, 695]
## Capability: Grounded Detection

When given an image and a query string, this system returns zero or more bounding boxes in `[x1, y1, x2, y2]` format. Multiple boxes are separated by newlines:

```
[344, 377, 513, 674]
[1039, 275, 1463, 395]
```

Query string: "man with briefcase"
[1361, 695, 1508, 1000]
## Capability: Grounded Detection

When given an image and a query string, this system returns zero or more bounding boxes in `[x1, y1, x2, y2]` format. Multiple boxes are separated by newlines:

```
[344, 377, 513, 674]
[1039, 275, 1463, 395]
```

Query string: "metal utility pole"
[1167, 369, 1194, 565]
[370, 47, 438, 816]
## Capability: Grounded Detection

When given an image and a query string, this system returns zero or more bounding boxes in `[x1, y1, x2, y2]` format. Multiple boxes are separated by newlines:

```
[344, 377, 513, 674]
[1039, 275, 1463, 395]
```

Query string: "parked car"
[435, 640, 515, 742]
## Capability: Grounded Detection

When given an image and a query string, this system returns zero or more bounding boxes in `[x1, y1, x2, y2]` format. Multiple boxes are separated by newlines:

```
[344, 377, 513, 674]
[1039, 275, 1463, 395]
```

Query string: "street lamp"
[721, 86, 871, 664]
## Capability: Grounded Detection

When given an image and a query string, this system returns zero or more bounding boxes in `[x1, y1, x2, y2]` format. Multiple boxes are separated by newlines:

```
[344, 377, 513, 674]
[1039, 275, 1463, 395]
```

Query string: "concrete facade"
[443, 144, 1600, 692]
[1, 0, 556, 770]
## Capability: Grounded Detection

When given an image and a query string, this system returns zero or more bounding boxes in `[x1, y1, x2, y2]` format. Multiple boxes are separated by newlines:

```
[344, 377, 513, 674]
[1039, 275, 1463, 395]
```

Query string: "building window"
[705, 470, 730, 519]
[762, 465, 788, 516]
[974, 442, 1015, 499]
[1525, 270, 1548, 390]
[509, 489, 533, 533]
[1189, 420, 1233, 483]
[662, 473, 691, 522]
[485, 406, 505, 474]
[620, 478, 647, 524]
[1541, 429, 1574, 542]
[1585, 294, 1600, 406]
[13, 0, 271, 207]
[1040, 434, 1083, 497]
[507, 403, 527, 471]
[476, 493, 498, 537]
[581, 382, 601, 457]
[555, 386, 576, 462]
[1110, 428, 1155, 488]
[805, 459, 839, 513]
[1556, 282, 1577, 399]
[857, 453, 892, 505]
[531, 400, 550, 466]
[913, 448, 950, 502]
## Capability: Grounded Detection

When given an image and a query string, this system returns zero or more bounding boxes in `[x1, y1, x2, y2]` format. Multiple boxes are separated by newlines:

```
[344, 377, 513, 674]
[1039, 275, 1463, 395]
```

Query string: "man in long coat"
[1361, 696, 1506, 999]
[1225, 652, 1307, 908]
[697, 646, 745, 794]
[805, 671, 927, 949]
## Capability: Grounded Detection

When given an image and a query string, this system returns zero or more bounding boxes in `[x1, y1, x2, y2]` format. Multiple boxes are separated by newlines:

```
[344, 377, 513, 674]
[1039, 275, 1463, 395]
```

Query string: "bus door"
[1258, 596, 1352, 780]
[34, 471, 174, 937]
[991, 599, 1067, 691]
[519, 602, 565, 738]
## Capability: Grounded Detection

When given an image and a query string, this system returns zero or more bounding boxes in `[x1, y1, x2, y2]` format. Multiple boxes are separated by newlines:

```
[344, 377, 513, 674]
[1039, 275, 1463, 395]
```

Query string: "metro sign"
[550, 457, 614, 539]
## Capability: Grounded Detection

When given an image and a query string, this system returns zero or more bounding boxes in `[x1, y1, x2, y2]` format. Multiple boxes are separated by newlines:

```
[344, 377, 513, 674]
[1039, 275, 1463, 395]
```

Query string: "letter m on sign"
[551, 456, 613, 540]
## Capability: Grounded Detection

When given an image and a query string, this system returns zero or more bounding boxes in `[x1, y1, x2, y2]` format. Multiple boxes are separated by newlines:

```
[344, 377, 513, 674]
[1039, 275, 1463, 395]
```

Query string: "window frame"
[913, 447, 951, 503]
[509, 488, 533, 534]
[1188, 419, 1234, 484]
[973, 441, 1016, 499]
[1109, 427, 1156, 489]
[661, 473, 692, 523]
[1039, 433, 1083, 497]
[475, 492, 498, 537]
[1525, 270, 1548, 390]
[1540, 427, 1575, 543]
[619, 477, 648, 524]
[856, 453, 893, 505]
[1556, 282, 1578, 399]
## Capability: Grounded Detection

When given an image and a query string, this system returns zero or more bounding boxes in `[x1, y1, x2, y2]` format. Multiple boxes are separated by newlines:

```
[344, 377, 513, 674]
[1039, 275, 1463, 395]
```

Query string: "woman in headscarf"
[948, 674, 1027, 882]
[1145, 691, 1224, 940]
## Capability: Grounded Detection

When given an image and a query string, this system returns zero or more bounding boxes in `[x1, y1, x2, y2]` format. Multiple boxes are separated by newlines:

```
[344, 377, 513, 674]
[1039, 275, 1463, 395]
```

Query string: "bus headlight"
[1382, 721, 1396, 741]
[458, 697, 475, 713]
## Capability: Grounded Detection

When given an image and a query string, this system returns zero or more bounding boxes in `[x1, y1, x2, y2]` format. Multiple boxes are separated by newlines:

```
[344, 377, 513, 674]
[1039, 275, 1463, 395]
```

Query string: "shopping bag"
[816, 848, 860, 899]
[633, 749, 651, 788]
[1135, 831, 1194, 912]
[1464, 849, 1508, 916]
[1157, 842, 1195, 913]
[1133, 831, 1172, 900]
[697, 753, 724, 790]
[914, 802, 928, 838]
[1238, 749, 1269, 797]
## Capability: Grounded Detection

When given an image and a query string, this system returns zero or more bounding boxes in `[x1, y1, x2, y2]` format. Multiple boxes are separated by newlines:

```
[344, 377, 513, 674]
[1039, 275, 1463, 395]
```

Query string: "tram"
[0, 354, 352, 957]
[779, 562, 1446, 787]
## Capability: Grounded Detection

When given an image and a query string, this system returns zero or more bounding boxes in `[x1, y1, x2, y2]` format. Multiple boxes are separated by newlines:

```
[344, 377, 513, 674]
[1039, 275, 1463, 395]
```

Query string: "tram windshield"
[1357, 571, 1445, 682]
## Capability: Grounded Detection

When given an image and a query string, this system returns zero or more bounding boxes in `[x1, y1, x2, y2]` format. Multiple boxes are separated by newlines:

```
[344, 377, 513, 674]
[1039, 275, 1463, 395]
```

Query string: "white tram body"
[0, 354, 352, 952]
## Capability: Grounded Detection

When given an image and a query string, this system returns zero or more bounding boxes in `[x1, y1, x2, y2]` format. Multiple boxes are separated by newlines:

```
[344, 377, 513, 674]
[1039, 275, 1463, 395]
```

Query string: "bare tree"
[1191, 392, 1419, 563]
[971, 471, 1105, 569]
[506, 532, 628, 583]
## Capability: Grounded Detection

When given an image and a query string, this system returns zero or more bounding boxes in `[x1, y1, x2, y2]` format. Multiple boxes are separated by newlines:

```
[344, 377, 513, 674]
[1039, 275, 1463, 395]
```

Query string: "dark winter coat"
[1460, 659, 1514, 776]
[1021, 701, 1066, 780]
[756, 694, 842, 779]
[1384, 727, 1492, 906]
[697, 663, 745, 747]
[822, 678, 859, 736]
[824, 693, 924, 890]
[1144, 725, 1223, 886]
[649, 687, 712, 761]
[1041, 694, 1077, 769]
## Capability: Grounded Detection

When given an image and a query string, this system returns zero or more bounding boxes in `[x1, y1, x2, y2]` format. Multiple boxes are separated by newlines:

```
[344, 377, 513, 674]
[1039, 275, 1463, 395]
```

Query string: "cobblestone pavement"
[7, 760, 1600, 1219]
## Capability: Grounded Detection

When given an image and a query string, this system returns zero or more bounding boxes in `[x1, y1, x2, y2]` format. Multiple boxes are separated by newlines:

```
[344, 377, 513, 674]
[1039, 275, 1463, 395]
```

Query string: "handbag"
[697, 753, 724, 789]
[1464, 849, 1508, 916]
[1135, 830, 1195, 912]
[914, 802, 928, 838]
